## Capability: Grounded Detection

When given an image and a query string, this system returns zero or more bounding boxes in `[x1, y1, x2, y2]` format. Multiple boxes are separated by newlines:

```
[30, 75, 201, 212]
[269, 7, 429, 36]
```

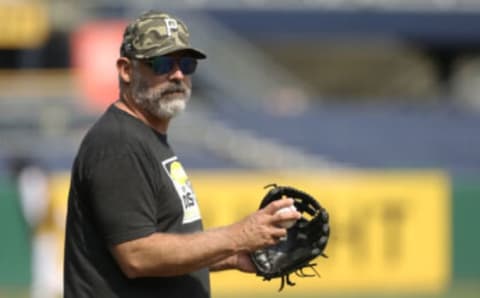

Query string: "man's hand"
[234, 253, 257, 273]
[228, 198, 301, 252]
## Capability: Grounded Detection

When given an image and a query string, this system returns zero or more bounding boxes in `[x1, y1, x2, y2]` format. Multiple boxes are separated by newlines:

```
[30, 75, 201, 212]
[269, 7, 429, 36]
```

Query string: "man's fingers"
[263, 198, 295, 215]
[270, 226, 288, 239]
[262, 199, 302, 230]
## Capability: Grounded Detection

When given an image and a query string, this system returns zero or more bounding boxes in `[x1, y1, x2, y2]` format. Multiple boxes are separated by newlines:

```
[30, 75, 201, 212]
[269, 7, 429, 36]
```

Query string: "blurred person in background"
[63, 10, 300, 298]
[8, 156, 61, 298]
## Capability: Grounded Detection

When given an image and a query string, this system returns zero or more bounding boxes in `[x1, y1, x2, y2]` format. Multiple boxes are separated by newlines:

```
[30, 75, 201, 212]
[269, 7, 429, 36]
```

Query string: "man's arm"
[110, 198, 300, 278]
[209, 253, 256, 273]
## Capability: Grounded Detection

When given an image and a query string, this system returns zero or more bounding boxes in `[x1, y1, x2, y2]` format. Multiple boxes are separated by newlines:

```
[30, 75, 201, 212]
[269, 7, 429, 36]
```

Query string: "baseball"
[275, 205, 298, 229]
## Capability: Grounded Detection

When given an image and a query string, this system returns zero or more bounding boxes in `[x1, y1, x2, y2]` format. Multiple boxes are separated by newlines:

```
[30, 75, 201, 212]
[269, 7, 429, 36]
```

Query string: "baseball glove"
[250, 184, 330, 291]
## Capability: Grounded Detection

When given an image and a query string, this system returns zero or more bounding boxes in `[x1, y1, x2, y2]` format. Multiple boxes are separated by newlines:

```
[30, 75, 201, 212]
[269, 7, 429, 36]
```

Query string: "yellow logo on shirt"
[162, 157, 201, 224]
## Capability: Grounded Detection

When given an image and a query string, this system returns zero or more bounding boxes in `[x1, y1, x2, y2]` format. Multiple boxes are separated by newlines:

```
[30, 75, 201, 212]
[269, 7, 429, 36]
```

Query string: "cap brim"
[176, 47, 207, 59]
[142, 46, 207, 60]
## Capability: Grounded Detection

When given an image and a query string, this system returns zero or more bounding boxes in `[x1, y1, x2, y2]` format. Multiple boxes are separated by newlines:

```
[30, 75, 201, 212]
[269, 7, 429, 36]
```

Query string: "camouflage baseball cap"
[120, 10, 206, 60]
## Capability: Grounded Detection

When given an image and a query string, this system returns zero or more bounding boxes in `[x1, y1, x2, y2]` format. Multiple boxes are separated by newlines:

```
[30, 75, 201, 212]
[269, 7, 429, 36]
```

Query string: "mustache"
[160, 84, 188, 96]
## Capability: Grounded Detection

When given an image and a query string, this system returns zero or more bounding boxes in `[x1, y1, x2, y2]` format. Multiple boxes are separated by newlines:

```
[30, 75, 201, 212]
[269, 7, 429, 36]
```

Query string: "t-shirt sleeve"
[87, 152, 158, 245]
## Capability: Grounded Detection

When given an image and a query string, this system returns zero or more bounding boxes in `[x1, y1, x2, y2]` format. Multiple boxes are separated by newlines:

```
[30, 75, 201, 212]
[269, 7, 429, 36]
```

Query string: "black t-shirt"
[64, 104, 210, 298]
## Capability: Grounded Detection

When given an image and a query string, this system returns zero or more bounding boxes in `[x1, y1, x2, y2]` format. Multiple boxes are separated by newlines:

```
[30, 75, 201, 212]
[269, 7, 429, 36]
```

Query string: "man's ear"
[117, 57, 132, 83]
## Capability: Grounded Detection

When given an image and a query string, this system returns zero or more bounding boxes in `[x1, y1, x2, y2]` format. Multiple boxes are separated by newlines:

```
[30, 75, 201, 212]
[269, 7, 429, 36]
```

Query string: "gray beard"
[132, 77, 191, 119]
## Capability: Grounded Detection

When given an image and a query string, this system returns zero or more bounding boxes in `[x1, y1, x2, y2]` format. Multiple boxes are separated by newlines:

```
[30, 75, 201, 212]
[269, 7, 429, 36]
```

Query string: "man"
[64, 10, 300, 298]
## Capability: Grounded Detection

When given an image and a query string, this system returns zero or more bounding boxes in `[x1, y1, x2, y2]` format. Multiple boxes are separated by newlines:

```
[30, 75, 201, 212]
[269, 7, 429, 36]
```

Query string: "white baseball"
[275, 205, 297, 229]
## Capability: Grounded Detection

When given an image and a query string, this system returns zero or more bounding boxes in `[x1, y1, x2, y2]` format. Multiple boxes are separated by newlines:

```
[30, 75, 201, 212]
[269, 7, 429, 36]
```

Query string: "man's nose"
[168, 62, 185, 80]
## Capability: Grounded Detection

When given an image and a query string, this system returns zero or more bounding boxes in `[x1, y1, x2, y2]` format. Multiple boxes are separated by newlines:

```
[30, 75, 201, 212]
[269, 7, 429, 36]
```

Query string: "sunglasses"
[143, 56, 198, 75]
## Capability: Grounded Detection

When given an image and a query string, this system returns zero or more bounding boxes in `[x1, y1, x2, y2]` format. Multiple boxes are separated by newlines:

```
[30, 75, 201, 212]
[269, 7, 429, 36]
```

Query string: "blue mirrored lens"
[151, 57, 175, 74]
[149, 56, 197, 75]
[179, 57, 197, 75]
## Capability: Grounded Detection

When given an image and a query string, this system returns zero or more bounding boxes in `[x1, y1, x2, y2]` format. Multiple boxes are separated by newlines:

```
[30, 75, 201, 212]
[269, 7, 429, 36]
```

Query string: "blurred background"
[1, 0, 479, 297]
